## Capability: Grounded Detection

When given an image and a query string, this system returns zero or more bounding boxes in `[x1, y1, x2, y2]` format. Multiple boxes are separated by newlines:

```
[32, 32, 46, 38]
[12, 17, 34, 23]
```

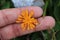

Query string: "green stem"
[57, 1, 60, 6]
[41, 31, 46, 40]
[43, 1, 49, 17]
[51, 29, 56, 40]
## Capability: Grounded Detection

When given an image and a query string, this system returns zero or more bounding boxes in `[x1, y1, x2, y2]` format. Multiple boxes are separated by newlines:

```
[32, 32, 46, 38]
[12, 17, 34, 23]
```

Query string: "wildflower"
[16, 9, 38, 31]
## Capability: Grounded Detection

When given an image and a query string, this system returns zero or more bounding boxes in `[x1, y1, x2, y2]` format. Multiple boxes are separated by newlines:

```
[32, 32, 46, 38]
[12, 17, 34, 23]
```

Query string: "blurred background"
[0, 0, 60, 40]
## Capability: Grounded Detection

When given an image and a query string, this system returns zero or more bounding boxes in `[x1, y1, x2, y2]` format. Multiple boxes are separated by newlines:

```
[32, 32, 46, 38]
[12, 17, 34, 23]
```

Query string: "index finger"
[0, 6, 43, 27]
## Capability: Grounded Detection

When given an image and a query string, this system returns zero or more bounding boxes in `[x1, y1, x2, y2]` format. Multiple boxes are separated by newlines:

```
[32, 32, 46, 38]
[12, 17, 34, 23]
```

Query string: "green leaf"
[56, 31, 60, 40]
[11, 36, 26, 40]
[54, 22, 60, 31]
[54, 5, 60, 21]
[1, 2, 10, 9]
[31, 32, 43, 40]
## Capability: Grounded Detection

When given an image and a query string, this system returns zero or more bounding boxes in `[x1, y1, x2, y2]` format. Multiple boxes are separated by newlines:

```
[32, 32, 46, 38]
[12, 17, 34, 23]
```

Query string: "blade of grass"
[43, 0, 49, 17]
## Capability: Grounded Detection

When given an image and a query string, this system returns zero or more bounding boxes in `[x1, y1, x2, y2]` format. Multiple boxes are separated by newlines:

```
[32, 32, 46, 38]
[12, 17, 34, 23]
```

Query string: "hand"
[0, 7, 55, 40]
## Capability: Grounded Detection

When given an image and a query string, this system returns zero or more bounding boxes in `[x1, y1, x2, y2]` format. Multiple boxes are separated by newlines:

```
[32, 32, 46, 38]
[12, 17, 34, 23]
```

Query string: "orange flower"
[16, 9, 38, 31]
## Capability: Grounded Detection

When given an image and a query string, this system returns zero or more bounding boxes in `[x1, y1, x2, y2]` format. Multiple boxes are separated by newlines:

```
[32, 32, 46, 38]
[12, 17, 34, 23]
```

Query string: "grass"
[0, 0, 60, 40]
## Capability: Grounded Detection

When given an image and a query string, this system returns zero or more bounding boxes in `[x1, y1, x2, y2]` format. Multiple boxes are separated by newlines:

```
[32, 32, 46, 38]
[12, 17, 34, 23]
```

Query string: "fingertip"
[30, 6, 43, 18]
[37, 16, 55, 31]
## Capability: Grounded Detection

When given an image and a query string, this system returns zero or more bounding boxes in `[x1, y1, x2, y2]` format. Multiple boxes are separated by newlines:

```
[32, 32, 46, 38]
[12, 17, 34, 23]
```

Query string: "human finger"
[0, 6, 43, 27]
[0, 16, 55, 39]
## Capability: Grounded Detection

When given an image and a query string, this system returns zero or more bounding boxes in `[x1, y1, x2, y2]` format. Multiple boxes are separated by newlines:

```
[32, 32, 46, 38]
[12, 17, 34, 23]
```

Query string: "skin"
[0, 6, 55, 40]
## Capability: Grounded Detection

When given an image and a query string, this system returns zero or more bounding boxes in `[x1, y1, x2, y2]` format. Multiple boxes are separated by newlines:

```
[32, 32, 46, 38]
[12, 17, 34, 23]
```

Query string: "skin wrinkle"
[0, 29, 4, 40]
[12, 8, 21, 24]
[12, 24, 21, 37]
[7, 25, 16, 39]
[15, 8, 22, 23]
[12, 8, 21, 36]
[15, 24, 21, 36]
[1, 29, 13, 40]
[0, 8, 21, 27]
[1, 10, 9, 27]
[0, 11, 6, 27]
[11, 24, 17, 39]
[11, 8, 21, 23]
[0, 32, 1, 40]
[0, 32, 4, 40]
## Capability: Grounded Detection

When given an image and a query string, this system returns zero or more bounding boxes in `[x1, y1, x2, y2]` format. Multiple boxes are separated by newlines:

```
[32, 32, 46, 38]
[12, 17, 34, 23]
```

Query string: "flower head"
[16, 9, 38, 31]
